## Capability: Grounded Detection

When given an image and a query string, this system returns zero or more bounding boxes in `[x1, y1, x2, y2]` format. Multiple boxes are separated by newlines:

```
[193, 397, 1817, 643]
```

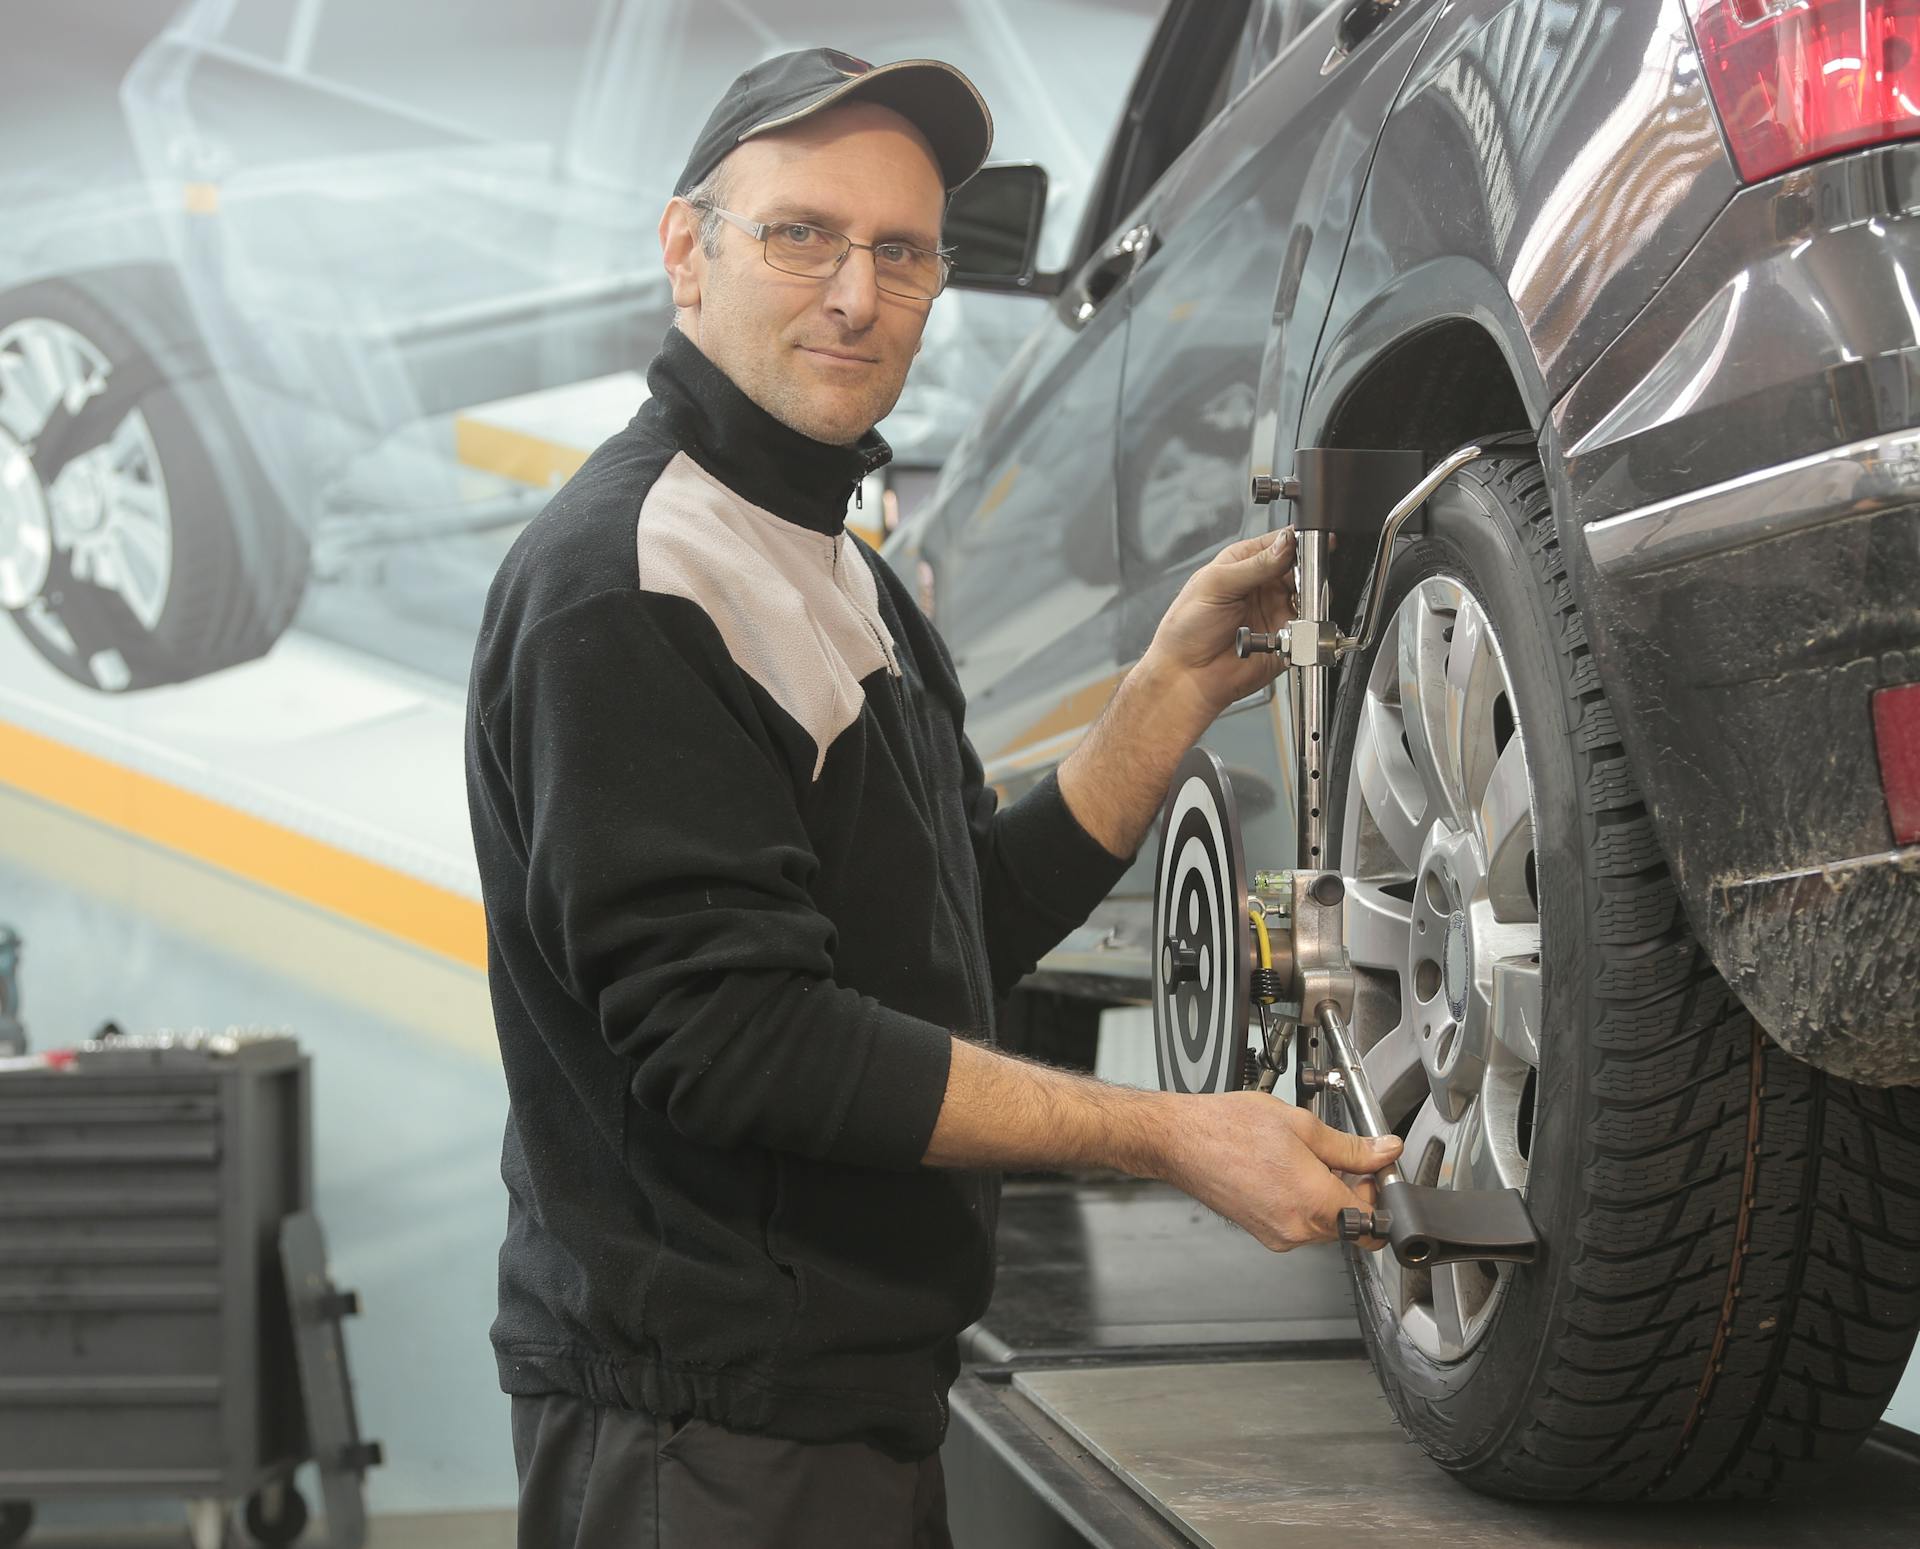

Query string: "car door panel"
[1107, 0, 1446, 904]
[915, 273, 1131, 807]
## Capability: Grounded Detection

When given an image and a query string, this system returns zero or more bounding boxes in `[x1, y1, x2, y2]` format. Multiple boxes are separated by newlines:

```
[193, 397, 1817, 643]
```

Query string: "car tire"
[1324, 452, 1920, 1500]
[0, 265, 308, 692]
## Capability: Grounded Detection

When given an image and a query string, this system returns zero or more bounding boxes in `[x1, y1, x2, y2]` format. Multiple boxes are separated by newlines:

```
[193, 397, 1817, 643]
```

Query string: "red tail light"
[1684, 0, 1920, 181]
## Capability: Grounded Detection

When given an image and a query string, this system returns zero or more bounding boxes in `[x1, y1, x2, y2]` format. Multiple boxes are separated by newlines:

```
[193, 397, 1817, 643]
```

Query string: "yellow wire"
[1248, 901, 1273, 972]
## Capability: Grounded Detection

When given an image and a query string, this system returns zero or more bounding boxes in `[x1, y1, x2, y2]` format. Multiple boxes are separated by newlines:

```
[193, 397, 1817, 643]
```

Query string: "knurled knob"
[1161, 940, 1201, 986]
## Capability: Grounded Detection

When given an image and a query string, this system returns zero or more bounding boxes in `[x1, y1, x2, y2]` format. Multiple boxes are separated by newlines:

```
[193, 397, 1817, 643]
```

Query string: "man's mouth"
[799, 345, 879, 365]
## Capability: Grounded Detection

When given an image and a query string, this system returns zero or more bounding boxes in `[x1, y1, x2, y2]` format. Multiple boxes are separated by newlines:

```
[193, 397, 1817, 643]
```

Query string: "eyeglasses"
[695, 204, 953, 302]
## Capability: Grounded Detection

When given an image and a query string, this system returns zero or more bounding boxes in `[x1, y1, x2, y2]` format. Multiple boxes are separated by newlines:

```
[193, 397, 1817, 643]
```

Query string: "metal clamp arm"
[1346, 443, 1484, 656]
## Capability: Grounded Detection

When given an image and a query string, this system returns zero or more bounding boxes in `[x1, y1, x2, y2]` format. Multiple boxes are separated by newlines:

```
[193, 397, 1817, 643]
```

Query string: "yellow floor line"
[0, 718, 485, 970]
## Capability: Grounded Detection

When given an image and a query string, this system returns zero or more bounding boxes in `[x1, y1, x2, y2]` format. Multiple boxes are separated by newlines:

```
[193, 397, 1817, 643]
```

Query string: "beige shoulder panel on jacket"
[636, 452, 898, 780]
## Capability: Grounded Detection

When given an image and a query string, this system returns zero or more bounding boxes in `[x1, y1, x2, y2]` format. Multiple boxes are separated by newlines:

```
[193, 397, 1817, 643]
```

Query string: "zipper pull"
[854, 481, 865, 510]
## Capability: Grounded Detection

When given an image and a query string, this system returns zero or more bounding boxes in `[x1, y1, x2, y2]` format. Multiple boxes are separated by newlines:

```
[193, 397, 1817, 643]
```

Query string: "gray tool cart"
[0, 1025, 379, 1548]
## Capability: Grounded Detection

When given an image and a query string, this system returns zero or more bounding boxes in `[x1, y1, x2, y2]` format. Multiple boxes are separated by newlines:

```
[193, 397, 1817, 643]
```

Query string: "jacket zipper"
[834, 539, 991, 1034]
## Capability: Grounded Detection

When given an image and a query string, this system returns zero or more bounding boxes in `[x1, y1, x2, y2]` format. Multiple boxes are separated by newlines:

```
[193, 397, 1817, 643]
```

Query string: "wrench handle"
[1315, 1001, 1406, 1189]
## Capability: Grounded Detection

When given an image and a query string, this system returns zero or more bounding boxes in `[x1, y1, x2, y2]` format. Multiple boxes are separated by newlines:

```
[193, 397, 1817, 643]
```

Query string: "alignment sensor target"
[1152, 746, 1251, 1094]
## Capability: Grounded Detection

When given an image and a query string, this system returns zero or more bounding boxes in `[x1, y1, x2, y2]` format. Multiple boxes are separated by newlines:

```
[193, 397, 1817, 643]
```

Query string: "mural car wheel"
[1325, 453, 1920, 1500]
[1152, 745, 1252, 1095]
[0, 267, 307, 692]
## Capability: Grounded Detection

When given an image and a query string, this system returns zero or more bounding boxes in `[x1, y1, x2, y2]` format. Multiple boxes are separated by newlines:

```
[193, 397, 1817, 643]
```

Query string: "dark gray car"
[899, 0, 1920, 1503]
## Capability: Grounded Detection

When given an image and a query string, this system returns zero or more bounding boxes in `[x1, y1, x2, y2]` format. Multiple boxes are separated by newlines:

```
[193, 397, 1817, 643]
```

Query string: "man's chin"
[750, 368, 899, 446]
[788, 397, 894, 448]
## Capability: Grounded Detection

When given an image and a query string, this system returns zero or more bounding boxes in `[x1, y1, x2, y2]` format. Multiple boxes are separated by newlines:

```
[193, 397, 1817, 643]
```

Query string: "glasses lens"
[763, 223, 846, 276]
[874, 245, 946, 301]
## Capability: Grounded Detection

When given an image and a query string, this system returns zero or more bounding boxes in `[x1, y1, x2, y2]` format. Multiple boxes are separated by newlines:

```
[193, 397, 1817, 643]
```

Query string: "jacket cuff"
[823, 1006, 954, 1170]
[997, 770, 1136, 930]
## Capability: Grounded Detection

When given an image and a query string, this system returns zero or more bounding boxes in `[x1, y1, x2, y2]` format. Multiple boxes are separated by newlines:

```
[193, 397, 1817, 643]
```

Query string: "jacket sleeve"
[499, 589, 953, 1169]
[960, 746, 1137, 1004]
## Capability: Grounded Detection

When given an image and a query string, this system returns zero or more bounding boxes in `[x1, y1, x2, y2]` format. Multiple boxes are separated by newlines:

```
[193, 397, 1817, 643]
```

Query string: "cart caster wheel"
[0, 1501, 31, 1548]
[243, 1484, 308, 1546]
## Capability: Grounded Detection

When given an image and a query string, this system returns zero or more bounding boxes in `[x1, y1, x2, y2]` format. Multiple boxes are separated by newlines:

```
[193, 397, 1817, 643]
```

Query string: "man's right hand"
[1151, 1092, 1402, 1252]
[924, 1037, 1402, 1252]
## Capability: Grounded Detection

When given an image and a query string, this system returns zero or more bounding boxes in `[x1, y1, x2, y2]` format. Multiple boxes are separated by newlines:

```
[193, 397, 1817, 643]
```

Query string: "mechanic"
[465, 47, 1403, 1549]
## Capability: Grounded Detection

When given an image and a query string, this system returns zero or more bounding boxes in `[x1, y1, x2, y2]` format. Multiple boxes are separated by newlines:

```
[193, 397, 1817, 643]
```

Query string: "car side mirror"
[943, 163, 1060, 297]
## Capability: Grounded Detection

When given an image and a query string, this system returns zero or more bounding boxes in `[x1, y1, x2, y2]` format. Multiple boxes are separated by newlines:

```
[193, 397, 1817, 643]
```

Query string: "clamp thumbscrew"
[1338, 1207, 1391, 1243]
[1236, 625, 1286, 659]
[1250, 476, 1301, 506]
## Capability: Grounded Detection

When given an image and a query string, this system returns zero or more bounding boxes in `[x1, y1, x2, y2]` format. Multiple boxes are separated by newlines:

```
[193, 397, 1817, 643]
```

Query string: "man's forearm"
[921, 1034, 1171, 1175]
[921, 1033, 1405, 1253]
[1055, 656, 1216, 860]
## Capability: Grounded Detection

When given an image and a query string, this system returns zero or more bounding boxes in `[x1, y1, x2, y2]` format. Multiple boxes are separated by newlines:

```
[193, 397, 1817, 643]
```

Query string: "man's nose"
[821, 245, 881, 330]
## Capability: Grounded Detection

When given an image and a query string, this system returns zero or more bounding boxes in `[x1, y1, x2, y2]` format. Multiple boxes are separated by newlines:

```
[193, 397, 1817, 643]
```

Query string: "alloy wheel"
[1341, 575, 1542, 1362]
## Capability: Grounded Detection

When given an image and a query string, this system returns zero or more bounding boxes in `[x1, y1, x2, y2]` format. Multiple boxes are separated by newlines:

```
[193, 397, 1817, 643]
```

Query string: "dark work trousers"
[511, 1392, 954, 1549]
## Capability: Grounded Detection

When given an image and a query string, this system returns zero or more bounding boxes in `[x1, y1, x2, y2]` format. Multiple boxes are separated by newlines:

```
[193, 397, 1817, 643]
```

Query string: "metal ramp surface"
[1008, 1358, 1920, 1548]
[945, 1182, 1920, 1549]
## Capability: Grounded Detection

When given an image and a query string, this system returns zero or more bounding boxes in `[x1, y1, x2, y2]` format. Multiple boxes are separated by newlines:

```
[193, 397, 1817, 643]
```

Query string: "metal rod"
[1316, 1001, 1405, 1191]
[1294, 529, 1331, 870]
[1347, 442, 1485, 657]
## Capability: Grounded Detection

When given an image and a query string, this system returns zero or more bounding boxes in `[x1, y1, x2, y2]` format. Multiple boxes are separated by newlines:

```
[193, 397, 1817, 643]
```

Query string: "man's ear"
[659, 198, 705, 313]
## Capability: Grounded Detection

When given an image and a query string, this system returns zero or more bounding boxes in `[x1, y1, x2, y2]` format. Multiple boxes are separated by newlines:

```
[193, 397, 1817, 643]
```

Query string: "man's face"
[662, 102, 947, 447]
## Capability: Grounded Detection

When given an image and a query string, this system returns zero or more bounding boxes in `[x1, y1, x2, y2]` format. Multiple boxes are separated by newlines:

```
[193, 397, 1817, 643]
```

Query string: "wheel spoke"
[23, 327, 92, 419]
[1356, 693, 1431, 872]
[1430, 1262, 1471, 1355]
[106, 405, 155, 473]
[111, 475, 167, 530]
[1445, 603, 1502, 815]
[1361, 1019, 1427, 1126]
[1451, 1095, 1509, 1195]
[0, 349, 50, 440]
[1477, 737, 1535, 919]
[108, 506, 171, 627]
[1489, 954, 1542, 1069]
[1401, 1092, 1457, 1186]
[1398, 582, 1465, 831]
[1345, 879, 1411, 971]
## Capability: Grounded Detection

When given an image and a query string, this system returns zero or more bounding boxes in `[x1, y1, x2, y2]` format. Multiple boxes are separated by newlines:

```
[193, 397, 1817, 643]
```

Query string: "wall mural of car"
[902, 0, 1920, 1503]
[0, 0, 1159, 693]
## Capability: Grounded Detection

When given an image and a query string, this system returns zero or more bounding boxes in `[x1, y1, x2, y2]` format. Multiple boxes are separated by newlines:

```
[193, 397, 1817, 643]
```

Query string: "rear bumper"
[1567, 433, 1920, 1084]
[1551, 147, 1920, 1086]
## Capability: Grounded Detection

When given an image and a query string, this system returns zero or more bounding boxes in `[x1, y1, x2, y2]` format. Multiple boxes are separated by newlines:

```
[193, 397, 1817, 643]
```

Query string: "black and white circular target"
[1152, 746, 1251, 1094]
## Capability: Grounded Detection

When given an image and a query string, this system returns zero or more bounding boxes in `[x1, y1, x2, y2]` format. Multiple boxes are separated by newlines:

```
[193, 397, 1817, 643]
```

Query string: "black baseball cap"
[674, 48, 993, 198]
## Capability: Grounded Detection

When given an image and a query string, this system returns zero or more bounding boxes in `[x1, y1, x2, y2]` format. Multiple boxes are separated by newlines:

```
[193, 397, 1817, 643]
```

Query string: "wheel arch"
[1301, 263, 1546, 458]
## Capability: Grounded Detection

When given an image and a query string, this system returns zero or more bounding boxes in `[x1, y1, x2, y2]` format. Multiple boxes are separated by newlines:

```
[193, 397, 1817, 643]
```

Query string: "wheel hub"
[48, 455, 108, 537]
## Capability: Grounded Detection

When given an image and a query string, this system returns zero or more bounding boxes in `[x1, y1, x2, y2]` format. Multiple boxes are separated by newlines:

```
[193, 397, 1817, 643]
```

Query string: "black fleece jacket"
[464, 328, 1130, 1457]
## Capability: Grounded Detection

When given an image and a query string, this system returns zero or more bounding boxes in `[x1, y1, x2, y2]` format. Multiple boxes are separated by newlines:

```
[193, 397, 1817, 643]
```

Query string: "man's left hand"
[1057, 527, 1301, 859]
[1143, 528, 1300, 723]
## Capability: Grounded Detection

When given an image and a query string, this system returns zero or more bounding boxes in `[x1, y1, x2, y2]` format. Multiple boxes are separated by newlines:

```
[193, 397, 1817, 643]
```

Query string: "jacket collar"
[644, 326, 892, 537]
